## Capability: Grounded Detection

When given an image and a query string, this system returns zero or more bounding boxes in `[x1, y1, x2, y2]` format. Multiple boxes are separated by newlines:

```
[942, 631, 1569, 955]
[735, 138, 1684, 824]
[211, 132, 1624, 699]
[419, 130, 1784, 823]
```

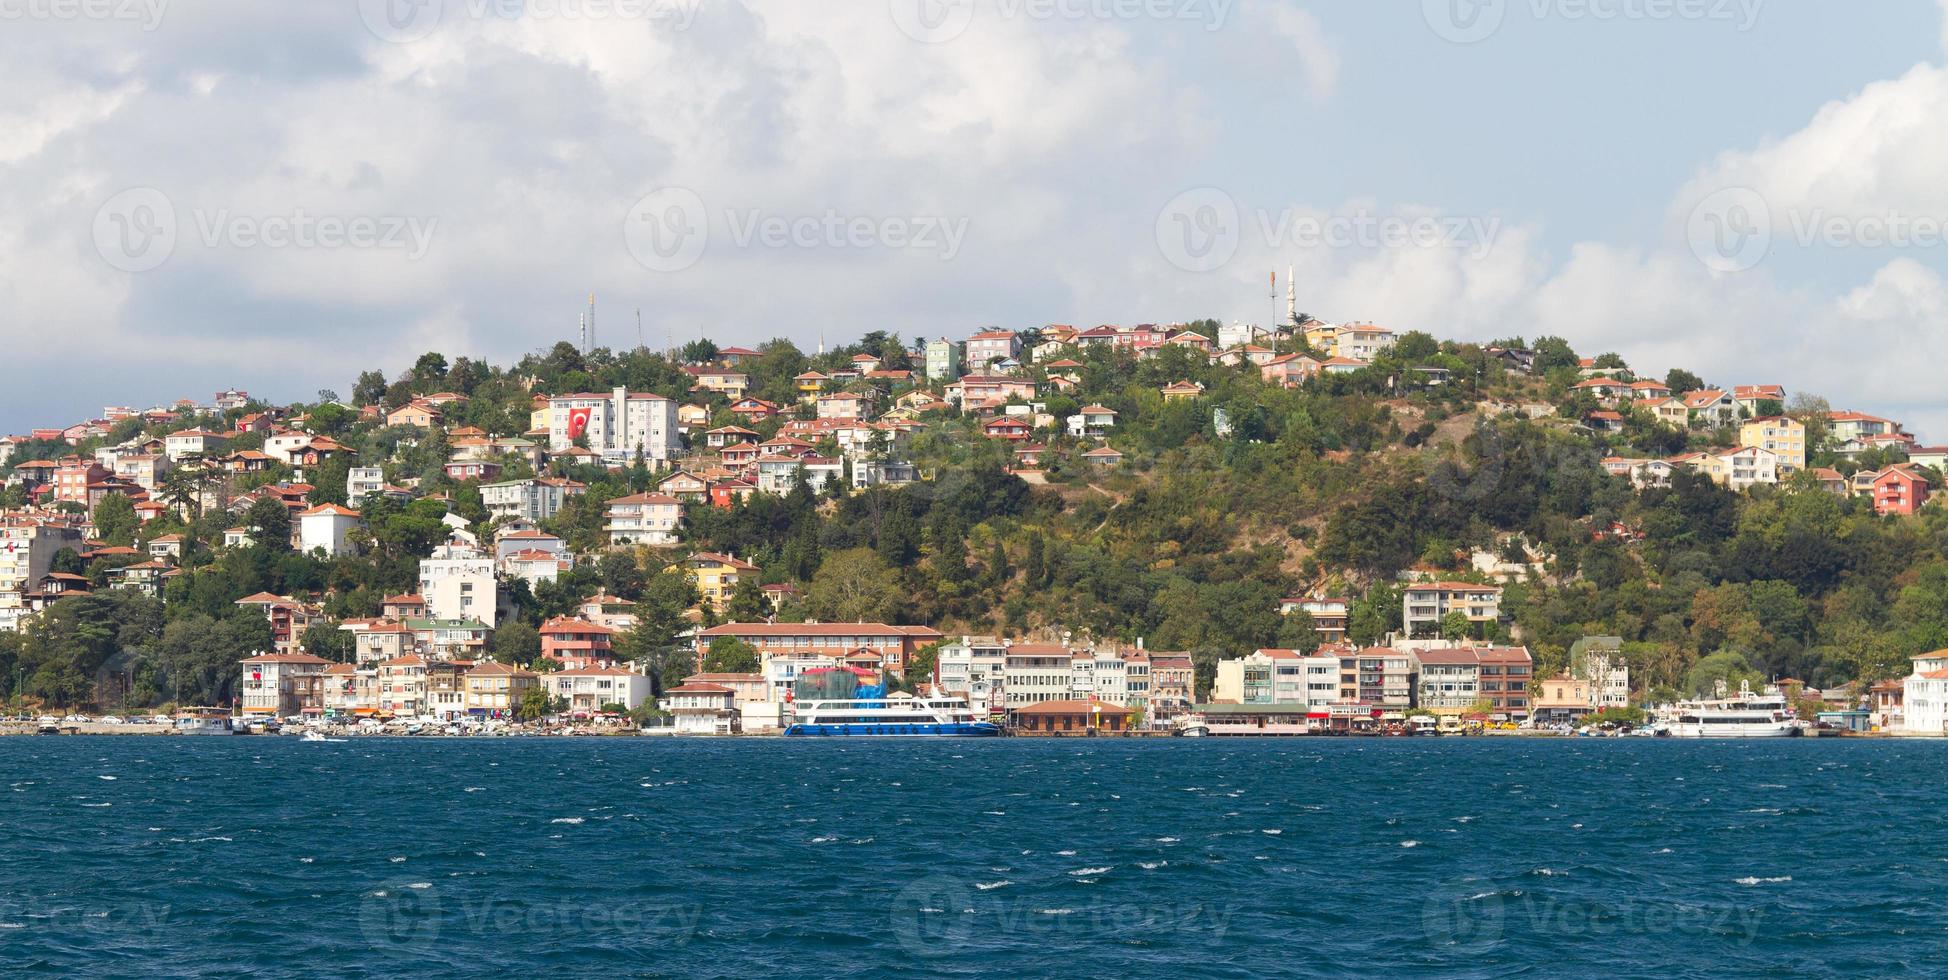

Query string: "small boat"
[299, 729, 329, 742]
[36, 716, 60, 735]
[174, 708, 239, 736]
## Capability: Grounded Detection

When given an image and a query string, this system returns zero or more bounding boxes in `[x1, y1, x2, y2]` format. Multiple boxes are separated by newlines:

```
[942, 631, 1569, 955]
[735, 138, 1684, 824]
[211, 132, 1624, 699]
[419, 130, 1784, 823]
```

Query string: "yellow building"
[1739, 416, 1806, 472]
[464, 661, 540, 716]
[685, 552, 759, 611]
[1304, 322, 1341, 355]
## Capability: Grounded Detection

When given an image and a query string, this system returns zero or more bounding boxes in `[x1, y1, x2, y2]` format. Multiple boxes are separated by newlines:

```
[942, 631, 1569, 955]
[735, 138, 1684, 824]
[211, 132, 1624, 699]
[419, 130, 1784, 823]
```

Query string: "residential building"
[660, 682, 741, 734]
[378, 655, 430, 716]
[547, 387, 680, 466]
[1732, 384, 1786, 417]
[1531, 676, 1597, 725]
[1067, 405, 1118, 438]
[1569, 636, 1631, 709]
[685, 552, 757, 611]
[238, 651, 331, 717]
[346, 466, 386, 506]
[1415, 649, 1483, 712]
[543, 666, 653, 717]
[925, 338, 964, 381]
[1870, 465, 1931, 516]
[464, 661, 539, 718]
[1739, 416, 1806, 472]
[418, 548, 499, 627]
[1213, 649, 1340, 714]
[965, 330, 1020, 372]
[234, 592, 315, 653]
[698, 622, 944, 677]
[296, 504, 362, 557]
[934, 636, 1008, 715]
[1903, 650, 1948, 735]
[1401, 583, 1503, 637]
[605, 492, 683, 546]
[1278, 596, 1349, 641]
[539, 617, 617, 669]
[163, 429, 229, 461]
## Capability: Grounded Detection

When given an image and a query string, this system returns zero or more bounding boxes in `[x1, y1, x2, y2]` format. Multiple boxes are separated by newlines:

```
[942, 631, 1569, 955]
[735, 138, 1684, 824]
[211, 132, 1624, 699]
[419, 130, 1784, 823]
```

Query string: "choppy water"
[2, 737, 1943, 978]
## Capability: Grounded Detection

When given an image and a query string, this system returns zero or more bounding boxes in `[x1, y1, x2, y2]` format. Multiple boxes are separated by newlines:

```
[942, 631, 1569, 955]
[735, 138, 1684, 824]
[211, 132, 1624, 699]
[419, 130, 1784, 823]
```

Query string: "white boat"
[784, 695, 1000, 737]
[1174, 714, 1211, 737]
[299, 729, 329, 742]
[1659, 682, 1799, 738]
[174, 708, 239, 736]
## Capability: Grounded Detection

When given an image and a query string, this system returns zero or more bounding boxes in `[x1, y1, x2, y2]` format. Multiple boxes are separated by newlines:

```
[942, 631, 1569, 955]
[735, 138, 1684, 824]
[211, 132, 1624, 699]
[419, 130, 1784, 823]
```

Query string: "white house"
[296, 505, 363, 557]
[1903, 650, 1948, 735]
[605, 493, 683, 546]
[660, 682, 741, 734]
[542, 666, 653, 717]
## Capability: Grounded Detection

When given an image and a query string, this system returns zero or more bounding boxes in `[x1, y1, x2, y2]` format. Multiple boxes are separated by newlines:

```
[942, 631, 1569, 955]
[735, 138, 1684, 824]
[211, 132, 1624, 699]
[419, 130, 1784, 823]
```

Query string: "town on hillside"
[0, 313, 1943, 735]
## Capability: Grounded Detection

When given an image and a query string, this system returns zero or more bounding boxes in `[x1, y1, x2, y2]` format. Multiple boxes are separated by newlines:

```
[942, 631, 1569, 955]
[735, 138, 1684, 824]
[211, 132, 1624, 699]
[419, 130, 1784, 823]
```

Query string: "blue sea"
[2, 737, 1943, 978]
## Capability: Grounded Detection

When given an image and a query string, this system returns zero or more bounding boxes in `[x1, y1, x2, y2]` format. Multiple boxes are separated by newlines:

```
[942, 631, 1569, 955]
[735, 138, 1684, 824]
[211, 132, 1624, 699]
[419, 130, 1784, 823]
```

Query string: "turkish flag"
[566, 407, 592, 439]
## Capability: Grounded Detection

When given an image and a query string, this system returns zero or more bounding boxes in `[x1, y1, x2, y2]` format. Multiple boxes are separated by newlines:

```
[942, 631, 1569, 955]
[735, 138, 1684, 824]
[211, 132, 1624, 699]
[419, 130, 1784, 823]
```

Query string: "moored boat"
[1658, 682, 1798, 738]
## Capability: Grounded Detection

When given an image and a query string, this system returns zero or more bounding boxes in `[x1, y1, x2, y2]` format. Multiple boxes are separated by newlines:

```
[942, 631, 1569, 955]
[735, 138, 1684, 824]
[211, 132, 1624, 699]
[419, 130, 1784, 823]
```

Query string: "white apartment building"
[346, 467, 386, 506]
[1003, 643, 1075, 708]
[548, 387, 680, 466]
[0, 520, 85, 632]
[480, 477, 579, 522]
[935, 637, 1008, 714]
[605, 493, 683, 546]
[418, 546, 499, 627]
[543, 666, 654, 716]
[1213, 649, 1339, 711]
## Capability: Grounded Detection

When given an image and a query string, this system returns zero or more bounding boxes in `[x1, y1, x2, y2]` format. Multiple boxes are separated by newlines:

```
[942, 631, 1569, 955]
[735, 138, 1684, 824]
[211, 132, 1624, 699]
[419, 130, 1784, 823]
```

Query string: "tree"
[725, 575, 770, 623]
[805, 548, 902, 624]
[1665, 368, 1706, 394]
[680, 339, 719, 364]
[352, 370, 389, 407]
[515, 685, 553, 722]
[93, 493, 138, 548]
[301, 621, 355, 663]
[245, 496, 292, 552]
[1440, 610, 1474, 641]
[413, 352, 450, 382]
[701, 636, 760, 673]
[491, 621, 542, 666]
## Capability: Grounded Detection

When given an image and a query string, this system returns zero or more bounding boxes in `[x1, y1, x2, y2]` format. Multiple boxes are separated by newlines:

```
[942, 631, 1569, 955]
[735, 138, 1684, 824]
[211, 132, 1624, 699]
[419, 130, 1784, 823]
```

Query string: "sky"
[6, 0, 1948, 435]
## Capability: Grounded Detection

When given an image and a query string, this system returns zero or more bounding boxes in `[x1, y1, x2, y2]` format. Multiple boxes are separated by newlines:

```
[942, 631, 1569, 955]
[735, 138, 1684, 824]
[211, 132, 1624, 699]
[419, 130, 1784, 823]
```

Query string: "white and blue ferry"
[783, 694, 1002, 737]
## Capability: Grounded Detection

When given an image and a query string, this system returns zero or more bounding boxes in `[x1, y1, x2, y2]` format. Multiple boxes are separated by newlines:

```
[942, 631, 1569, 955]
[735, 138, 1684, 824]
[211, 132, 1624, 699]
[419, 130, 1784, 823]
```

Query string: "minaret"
[1287, 264, 1297, 326]
[579, 313, 587, 353]
[1270, 270, 1278, 335]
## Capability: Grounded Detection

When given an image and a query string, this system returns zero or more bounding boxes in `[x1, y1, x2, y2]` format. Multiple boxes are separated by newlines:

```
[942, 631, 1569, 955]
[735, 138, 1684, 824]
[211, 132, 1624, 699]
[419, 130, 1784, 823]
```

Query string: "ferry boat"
[1659, 682, 1799, 738]
[174, 707, 240, 736]
[781, 666, 999, 737]
[784, 695, 1001, 737]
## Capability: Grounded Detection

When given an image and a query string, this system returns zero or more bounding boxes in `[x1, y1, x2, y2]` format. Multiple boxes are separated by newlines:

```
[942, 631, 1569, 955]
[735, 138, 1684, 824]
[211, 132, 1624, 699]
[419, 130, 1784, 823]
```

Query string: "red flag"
[566, 407, 592, 439]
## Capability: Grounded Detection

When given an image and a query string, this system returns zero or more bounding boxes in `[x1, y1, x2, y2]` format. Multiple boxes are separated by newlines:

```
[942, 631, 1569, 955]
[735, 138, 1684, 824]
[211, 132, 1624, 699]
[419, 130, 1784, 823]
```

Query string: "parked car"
[98, 716, 125, 725]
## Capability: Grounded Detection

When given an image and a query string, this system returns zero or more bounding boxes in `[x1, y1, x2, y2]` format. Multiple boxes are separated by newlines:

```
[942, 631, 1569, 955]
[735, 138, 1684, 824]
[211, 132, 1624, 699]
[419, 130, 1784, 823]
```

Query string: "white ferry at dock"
[1658, 681, 1799, 738]
[783, 694, 1001, 737]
